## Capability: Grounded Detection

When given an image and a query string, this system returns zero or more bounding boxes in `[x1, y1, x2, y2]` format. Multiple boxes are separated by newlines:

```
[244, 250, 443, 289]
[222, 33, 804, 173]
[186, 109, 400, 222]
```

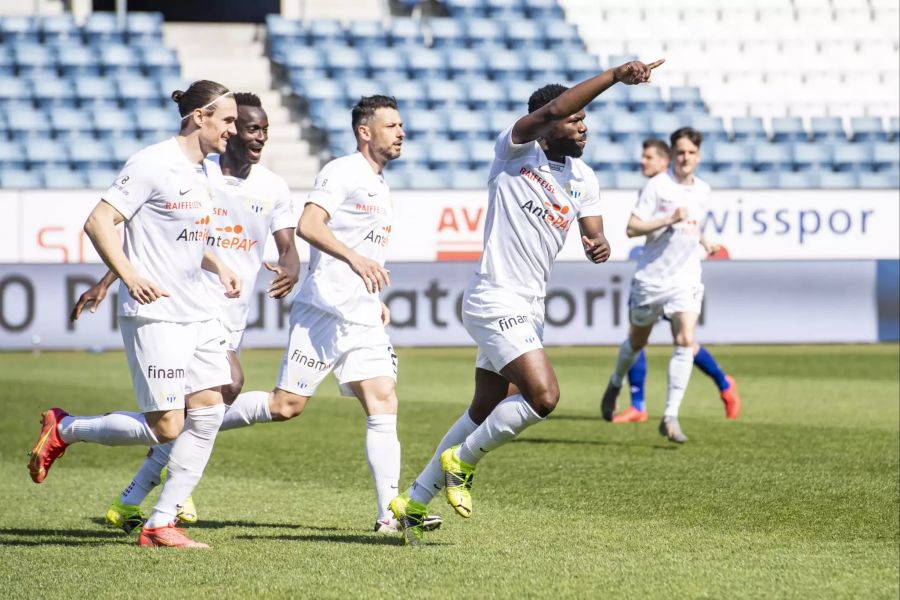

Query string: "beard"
[546, 137, 584, 158]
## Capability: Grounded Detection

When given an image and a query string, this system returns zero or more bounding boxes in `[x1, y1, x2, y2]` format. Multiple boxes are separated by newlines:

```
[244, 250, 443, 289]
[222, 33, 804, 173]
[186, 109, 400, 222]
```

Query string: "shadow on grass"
[513, 437, 680, 451]
[548, 414, 602, 422]
[234, 532, 453, 547]
[0, 527, 129, 547]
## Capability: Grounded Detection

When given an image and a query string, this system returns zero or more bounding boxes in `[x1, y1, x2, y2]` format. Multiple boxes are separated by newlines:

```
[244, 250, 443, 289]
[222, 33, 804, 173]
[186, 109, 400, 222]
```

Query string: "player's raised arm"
[511, 59, 664, 145]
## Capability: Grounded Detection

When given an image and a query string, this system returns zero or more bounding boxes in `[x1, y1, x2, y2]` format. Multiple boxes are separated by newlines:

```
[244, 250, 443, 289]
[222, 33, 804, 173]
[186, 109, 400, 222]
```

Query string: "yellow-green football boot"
[176, 495, 198, 524]
[440, 446, 476, 518]
[105, 498, 146, 534]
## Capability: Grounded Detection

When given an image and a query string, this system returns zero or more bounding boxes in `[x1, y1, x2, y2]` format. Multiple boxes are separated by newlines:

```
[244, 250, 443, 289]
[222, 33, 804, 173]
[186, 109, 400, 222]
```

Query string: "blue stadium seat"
[84, 12, 125, 44]
[731, 117, 769, 142]
[0, 168, 43, 188]
[429, 18, 466, 49]
[41, 14, 78, 43]
[425, 80, 467, 109]
[307, 20, 345, 46]
[818, 171, 858, 188]
[593, 170, 615, 189]
[858, 171, 900, 189]
[49, 106, 94, 138]
[872, 142, 900, 172]
[588, 85, 627, 113]
[347, 20, 388, 50]
[7, 108, 52, 140]
[134, 107, 175, 139]
[25, 138, 69, 168]
[92, 107, 137, 139]
[832, 142, 874, 172]
[470, 140, 495, 168]
[322, 46, 367, 79]
[543, 21, 582, 51]
[809, 117, 846, 142]
[668, 87, 704, 113]
[41, 166, 87, 189]
[426, 139, 468, 169]
[0, 47, 14, 76]
[366, 49, 408, 79]
[1, 15, 40, 43]
[889, 117, 899, 141]
[486, 0, 525, 18]
[465, 18, 504, 48]
[752, 143, 793, 172]
[446, 48, 488, 79]
[626, 86, 666, 112]
[777, 171, 820, 189]
[116, 75, 162, 108]
[711, 143, 753, 172]
[57, 45, 100, 77]
[523, 48, 563, 81]
[850, 117, 887, 142]
[266, 15, 307, 47]
[109, 136, 145, 163]
[449, 168, 488, 189]
[0, 141, 27, 170]
[588, 143, 635, 172]
[485, 49, 527, 81]
[406, 49, 447, 79]
[344, 79, 384, 103]
[12, 43, 56, 73]
[523, 0, 565, 20]
[465, 79, 506, 110]
[388, 18, 424, 47]
[404, 165, 452, 189]
[447, 110, 491, 140]
[608, 113, 649, 144]
[141, 47, 180, 77]
[792, 142, 833, 172]
[298, 79, 345, 108]
[613, 171, 647, 189]
[311, 104, 349, 138]
[487, 109, 519, 135]
[700, 171, 737, 188]
[771, 117, 807, 143]
[386, 80, 427, 109]
[446, 0, 489, 19]
[126, 12, 163, 43]
[648, 113, 683, 141]
[564, 53, 601, 81]
[86, 167, 122, 189]
[736, 171, 778, 189]
[405, 107, 449, 140]
[503, 19, 543, 50]
[74, 76, 119, 106]
[31, 77, 75, 108]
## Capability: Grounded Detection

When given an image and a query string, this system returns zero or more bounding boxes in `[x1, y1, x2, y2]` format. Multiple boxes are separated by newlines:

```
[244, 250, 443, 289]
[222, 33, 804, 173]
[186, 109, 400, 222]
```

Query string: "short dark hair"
[351, 95, 398, 136]
[670, 127, 703, 148]
[234, 92, 262, 108]
[528, 83, 568, 114]
[642, 138, 670, 157]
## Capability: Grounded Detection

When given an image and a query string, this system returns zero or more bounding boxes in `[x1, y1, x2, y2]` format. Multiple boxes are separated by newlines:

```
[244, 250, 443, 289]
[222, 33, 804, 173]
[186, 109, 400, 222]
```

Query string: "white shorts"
[629, 281, 704, 327]
[462, 284, 545, 374]
[225, 328, 245, 354]
[276, 302, 397, 397]
[120, 316, 232, 413]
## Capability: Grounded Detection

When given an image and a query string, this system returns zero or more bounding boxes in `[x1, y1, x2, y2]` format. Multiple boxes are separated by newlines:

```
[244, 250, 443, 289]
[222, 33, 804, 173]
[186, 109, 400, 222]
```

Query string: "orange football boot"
[138, 524, 210, 548]
[721, 375, 742, 420]
[612, 406, 649, 423]
[28, 408, 70, 483]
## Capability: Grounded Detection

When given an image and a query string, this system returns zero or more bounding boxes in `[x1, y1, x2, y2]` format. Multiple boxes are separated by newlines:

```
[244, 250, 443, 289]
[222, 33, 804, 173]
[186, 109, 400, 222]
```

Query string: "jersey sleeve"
[270, 178, 297, 232]
[494, 123, 535, 161]
[306, 160, 348, 217]
[632, 180, 659, 221]
[577, 170, 603, 218]
[101, 154, 156, 220]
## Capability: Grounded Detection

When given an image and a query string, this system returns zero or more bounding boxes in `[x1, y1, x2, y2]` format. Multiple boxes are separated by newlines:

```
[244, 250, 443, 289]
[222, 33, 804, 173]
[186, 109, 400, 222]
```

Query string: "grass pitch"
[1, 345, 897, 599]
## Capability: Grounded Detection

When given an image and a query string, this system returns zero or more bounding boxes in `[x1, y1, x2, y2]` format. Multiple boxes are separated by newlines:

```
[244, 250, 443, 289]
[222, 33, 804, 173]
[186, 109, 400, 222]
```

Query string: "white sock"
[408, 411, 478, 505]
[458, 395, 543, 466]
[610, 339, 642, 387]
[664, 346, 694, 418]
[365, 414, 401, 521]
[219, 391, 272, 431]
[57, 412, 158, 446]
[144, 404, 225, 529]
[119, 443, 172, 506]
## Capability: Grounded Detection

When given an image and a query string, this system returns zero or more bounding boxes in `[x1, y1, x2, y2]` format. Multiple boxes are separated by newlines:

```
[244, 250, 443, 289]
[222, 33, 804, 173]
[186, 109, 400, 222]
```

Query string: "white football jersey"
[474, 124, 603, 298]
[632, 170, 710, 289]
[294, 152, 392, 326]
[102, 138, 217, 323]
[201, 157, 296, 332]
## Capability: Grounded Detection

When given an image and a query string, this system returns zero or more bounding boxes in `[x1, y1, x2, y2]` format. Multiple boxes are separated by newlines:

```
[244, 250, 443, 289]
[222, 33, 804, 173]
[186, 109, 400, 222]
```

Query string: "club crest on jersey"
[243, 196, 271, 215]
[566, 181, 585, 199]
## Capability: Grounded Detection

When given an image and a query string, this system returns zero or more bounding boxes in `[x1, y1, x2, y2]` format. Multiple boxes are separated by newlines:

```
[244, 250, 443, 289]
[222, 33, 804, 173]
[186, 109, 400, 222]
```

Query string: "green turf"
[1, 345, 897, 599]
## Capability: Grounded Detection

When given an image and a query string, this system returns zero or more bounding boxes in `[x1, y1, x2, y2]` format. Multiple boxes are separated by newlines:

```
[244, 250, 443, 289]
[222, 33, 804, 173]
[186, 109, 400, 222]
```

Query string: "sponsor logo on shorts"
[290, 349, 329, 372]
[207, 223, 260, 253]
[497, 314, 530, 332]
[147, 365, 186, 379]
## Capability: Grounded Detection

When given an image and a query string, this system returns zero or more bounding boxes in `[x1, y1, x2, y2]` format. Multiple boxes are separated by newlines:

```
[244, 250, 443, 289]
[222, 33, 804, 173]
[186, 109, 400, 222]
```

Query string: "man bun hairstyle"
[528, 83, 569, 114]
[642, 137, 670, 157]
[234, 92, 262, 108]
[670, 127, 703, 148]
[351, 95, 398, 136]
[171, 79, 232, 120]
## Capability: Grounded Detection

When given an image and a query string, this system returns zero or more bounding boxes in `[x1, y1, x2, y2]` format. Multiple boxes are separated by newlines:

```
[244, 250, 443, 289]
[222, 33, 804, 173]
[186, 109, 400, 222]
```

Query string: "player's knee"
[365, 392, 398, 415]
[270, 393, 305, 420]
[530, 382, 560, 417]
[674, 332, 694, 348]
[151, 421, 181, 444]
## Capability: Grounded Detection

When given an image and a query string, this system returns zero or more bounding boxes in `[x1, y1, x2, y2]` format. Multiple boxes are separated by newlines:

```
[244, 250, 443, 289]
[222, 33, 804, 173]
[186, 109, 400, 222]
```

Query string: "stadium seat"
[446, 49, 488, 79]
[589, 143, 635, 172]
[388, 18, 424, 47]
[6, 108, 52, 141]
[1, 16, 40, 43]
[792, 142, 833, 172]
[731, 117, 767, 142]
[626, 86, 666, 112]
[648, 113, 684, 141]
[669, 87, 705, 113]
[485, 49, 527, 81]
[84, 13, 125, 44]
[445, 0, 489, 19]
[809, 117, 847, 142]
[69, 138, 114, 169]
[447, 110, 490, 140]
[366, 50, 407, 79]
[889, 117, 899, 141]
[465, 80, 506, 110]
[24, 138, 69, 169]
[818, 171, 859, 188]
[449, 168, 489, 189]
[74, 76, 118, 106]
[425, 80, 467, 109]
[543, 21, 582, 52]
[523, 0, 565, 20]
[612, 171, 646, 189]
[503, 19, 544, 50]
[140, 47, 180, 77]
[404, 165, 452, 189]
[307, 20, 345, 46]
[487, 109, 519, 135]
[125, 12, 164, 43]
[32, 77, 76, 108]
[872, 142, 900, 172]
[134, 107, 175, 139]
[831, 142, 874, 172]
[699, 171, 737, 188]
[689, 115, 729, 143]
[405, 108, 448, 140]
[470, 140, 495, 168]
[428, 18, 466, 49]
[41, 166, 87, 189]
[858, 171, 900, 189]
[323, 46, 367, 79]
[386, 80, 427, 110]
[406, 49, 447, 80]
[49, 106, 95, 138]
[777, 171, 820, 189]
[752, 143, 793, 172]
[41, 14, 79, 43]
[850, 117, 887, 142]
[347, 21, 388, 50]
[117, 76, 162, 108]
[0, 168, 44, 188]
[736, 171, 778, 189]
[465, 18, 504, 48]
[564, 53, 601, 81]
[0, 141, 27, 170]
[608, 113, 649, 144]
[711, 143, 753, 172]
[426, 139, 468, 169]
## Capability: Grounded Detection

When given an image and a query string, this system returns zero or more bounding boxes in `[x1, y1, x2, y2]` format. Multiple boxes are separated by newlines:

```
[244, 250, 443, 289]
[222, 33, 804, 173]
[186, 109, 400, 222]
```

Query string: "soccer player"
[27, 80, 241, 548]
[600, 127, 729, 444]
[388, 59, 664, 545]
[70, 92, 301, 532]
[609, 138, 742, 424]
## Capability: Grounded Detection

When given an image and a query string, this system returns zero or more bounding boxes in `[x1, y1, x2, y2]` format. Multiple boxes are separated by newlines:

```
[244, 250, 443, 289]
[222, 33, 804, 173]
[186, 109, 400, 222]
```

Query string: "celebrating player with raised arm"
[71, 92, 301, 532]
[601, 127, 731, 443]
[28, 80, 240, 548]
[608, 138, 742, 424]
[388, 59, 664, 545]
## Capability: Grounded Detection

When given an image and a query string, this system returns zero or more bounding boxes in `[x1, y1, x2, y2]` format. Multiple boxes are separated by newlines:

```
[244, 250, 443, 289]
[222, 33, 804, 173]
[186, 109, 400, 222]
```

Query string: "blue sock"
[693, 346, 729, 392]
[627, 350, 647, 412]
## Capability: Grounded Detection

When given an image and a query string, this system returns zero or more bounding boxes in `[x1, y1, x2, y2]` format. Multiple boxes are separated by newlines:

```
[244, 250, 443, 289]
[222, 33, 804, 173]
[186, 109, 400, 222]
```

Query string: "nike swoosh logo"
[433, 484, 441, 490]
[367, 192, 377, 197]
[179, 189, 191, 196]
[479, 447, 489, 453]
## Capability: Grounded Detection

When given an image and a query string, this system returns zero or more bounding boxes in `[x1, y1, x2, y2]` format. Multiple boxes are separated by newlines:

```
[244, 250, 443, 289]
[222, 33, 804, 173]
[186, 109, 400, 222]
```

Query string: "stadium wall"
[0, 260, 895, 350]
